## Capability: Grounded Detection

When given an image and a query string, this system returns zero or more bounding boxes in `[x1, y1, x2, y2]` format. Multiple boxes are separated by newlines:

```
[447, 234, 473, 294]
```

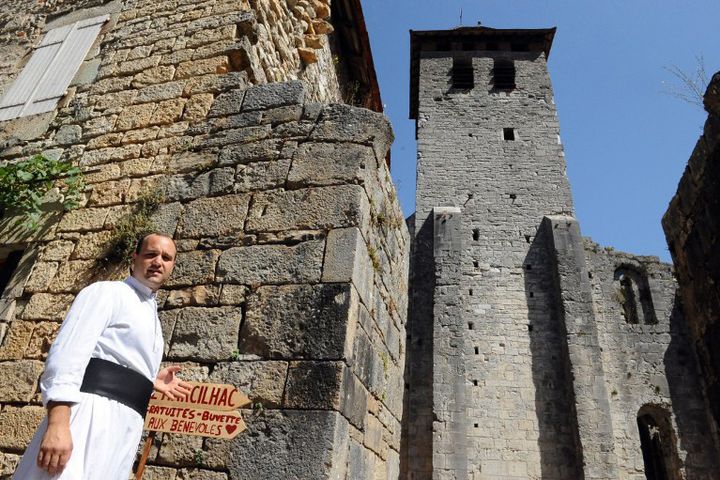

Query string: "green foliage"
[367, 245, 381, 273]
[100, 190, 164, 267]
[0, 154, 85, 229]
[193, 449, 204, 465]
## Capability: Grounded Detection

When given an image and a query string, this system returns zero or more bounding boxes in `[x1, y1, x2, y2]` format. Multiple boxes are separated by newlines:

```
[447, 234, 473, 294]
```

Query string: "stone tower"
[402, 26, 719, 480]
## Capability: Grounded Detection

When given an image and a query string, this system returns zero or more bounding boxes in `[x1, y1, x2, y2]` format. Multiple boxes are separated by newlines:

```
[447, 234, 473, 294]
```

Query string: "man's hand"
[154, 365, 192, 400]
[37, 402, 73, 475]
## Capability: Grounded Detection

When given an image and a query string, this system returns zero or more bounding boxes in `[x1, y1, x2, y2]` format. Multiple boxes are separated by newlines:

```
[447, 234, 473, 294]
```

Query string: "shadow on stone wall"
[401, 213, 435, 479]
[664, 293, 720, 476]
[525, 224, 583, 479]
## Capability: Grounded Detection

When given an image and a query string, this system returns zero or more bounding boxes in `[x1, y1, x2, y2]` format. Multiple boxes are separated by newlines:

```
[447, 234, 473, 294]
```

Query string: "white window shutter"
[0, 14, 108, 121]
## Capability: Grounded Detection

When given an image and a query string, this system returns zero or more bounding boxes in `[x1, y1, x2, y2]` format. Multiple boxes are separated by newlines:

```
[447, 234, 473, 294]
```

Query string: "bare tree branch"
[661, 54, 709, 109]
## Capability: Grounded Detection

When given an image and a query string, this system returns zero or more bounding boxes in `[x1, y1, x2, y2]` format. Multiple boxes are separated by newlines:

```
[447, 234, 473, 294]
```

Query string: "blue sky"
[361, 0, 720, 262]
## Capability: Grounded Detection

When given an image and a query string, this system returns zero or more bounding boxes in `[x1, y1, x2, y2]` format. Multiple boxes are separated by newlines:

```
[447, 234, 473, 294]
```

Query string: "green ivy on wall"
[0, 154, 85, 229]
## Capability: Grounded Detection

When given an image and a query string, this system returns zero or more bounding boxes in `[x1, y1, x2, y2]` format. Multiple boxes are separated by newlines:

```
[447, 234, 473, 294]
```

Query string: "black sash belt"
[80, 358, 153, 417]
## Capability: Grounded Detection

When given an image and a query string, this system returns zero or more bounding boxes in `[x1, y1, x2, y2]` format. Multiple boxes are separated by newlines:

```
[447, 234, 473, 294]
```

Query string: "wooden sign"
[149, 381, 251, 411]
[144, 405, 247, 439]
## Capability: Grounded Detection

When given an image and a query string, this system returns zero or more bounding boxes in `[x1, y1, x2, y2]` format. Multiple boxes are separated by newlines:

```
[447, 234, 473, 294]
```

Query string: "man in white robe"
[14, 233, 190, 479]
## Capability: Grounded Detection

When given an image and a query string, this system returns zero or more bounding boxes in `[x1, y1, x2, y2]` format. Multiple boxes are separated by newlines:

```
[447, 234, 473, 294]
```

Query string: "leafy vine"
[0, 154, 85, 229]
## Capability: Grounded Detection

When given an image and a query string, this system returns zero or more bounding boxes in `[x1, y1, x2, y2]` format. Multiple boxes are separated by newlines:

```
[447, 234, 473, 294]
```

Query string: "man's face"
[131, 234, 177, 291]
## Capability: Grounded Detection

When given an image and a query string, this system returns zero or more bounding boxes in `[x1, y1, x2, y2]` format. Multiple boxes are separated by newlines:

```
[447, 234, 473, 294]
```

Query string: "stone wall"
[546, 220, 719, 479]
[0, 1, 409, 478]
[405, 45, 581, 479]
[404, 28, 720, 480]
[663, 71, 720, 453]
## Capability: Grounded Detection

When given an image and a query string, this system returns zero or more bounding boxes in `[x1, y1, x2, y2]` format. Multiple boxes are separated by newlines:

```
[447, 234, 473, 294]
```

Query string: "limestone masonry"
[0, 1, 717, 480]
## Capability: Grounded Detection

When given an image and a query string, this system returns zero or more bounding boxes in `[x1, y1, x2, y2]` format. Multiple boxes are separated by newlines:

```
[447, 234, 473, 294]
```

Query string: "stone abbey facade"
[0, 1, 717, 480]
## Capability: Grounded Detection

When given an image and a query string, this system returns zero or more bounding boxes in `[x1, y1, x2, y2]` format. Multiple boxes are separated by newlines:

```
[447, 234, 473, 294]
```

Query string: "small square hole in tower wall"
[503, 128, 515, 141]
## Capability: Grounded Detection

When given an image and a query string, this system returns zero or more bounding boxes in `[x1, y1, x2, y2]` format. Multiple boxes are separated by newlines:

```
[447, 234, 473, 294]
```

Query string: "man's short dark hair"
[134, 232, 176, 255]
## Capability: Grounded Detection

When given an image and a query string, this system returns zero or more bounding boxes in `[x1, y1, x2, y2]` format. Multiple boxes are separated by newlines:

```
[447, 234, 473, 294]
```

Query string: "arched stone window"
[637, 405, 681, 480]
[614, 266, 657, 325]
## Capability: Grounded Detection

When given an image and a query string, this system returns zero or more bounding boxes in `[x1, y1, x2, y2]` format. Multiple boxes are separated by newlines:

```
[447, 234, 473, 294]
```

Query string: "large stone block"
[164, 250, 220, 288]
[245, 185, 369, 233]
[310, 104, 394, 160]
[228, 410, 348, 480]
[25, 322, 60, 360]
[177, 194, 250, 239]
[0, 406, 45, 450]
[168, 307, 242, 362]
[209, 361, 288, 408]
[235, 158, 292, 192]
[0, 360, 44, 402]
[241, 283, 355, 359]
[287, 142, 376, 188]
[208, 90, 246, 118]
[322, 227, 375, 309]
[177, 469, 227, 480]
[284, 361, 343, 410]
[241, 81, 305, 112]
[0, 321, 33, 360]
[156, 433, 203, 467]
[217, 139, 282, 165]
[216, 241, 324, 285]
[20, 293, 73, 320]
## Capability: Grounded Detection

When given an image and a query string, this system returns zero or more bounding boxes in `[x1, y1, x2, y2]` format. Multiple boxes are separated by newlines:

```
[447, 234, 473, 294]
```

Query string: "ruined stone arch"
[636, 404, 682, 480]
[614, 265, 657, 325]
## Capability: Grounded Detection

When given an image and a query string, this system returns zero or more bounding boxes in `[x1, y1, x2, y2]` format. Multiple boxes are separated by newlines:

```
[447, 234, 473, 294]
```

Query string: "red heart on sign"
[226, 425, 237, 435]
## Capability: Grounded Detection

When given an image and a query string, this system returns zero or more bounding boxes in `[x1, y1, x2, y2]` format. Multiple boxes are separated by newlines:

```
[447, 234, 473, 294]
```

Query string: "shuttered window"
[0, 14, 108, 121]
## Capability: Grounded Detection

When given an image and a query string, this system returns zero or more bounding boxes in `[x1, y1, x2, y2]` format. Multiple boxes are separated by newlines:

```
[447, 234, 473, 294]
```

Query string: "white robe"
[14, 276, 163, 480]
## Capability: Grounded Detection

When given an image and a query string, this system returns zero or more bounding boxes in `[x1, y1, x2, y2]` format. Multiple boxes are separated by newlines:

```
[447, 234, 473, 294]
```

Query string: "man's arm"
[37, 401, 73, 475]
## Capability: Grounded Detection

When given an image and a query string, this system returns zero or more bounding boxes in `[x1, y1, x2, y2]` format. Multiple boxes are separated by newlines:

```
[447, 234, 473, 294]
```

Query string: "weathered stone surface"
[228, 410, 348, 480]
[20, 293, 73, 320]
[156, 433, 203, 467]
[168, 307, 242, 362]
[0, 360, 43, 402]
[246, 185, 369, 233]
[165, 285, 220, 308]
[23, 262, 59, 293]
[0, 452, 20, 478]
[132, 65, 177, 87]
[311, 104, 394, 160]
[322, 227, 375, 308]
[54, 124, 82, 145]
[116, 103, 155, 131]
[241, 81, 305, 112]
[0, 321, 34, 360]
[151, 98, 187, 126]
[142, 465, 178, 480]
[284, 361, 343, 409]
[218, 285, 247, 306]
[57, 207, 110, 232]
[177, 194, 250, 239]
[241, 283, 354, 359]
[208, 90, 245, 118]
[39, 240, 75, 262]
[217, 139, 282, 165]
[47, 260, 96, 293]
[0, 406, 45, 450]
[136, 81, 185, 104]
[235, 158, 291, 192]
[287, 142, 375, 188]
[184, 94, 215, 122]
[210, 361, 287, 408]
[25, 322, 60, 359]
[177, 469, 227, 480]
[216, 241, 324, 285]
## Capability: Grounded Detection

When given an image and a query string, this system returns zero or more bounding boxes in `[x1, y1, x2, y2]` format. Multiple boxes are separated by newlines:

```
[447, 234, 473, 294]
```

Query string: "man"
[14, 233, 190, 479]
